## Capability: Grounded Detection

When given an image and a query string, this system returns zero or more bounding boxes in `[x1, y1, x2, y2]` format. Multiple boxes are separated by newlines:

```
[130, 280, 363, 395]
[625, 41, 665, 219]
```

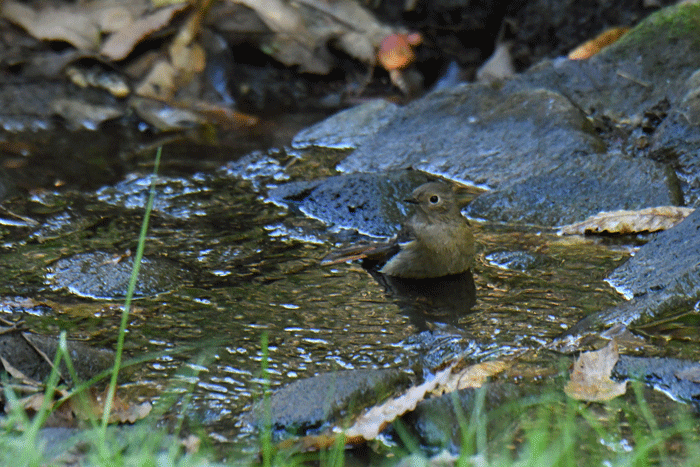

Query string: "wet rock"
[47, 250, 187, 299]
[268, 170, 433, 236]
[338, 87, 603, 185]
[246, 368, 411, 436]
[567, 207, 700, 332]
[333, 84, 674, 226]
[291, 99, 399, 150]
[398, 382, 528, 453]
[0, 329, 113, 382]
[650, 69, 700, 205]
[466, 152, 676, 225]
[613, 355, 700, 413]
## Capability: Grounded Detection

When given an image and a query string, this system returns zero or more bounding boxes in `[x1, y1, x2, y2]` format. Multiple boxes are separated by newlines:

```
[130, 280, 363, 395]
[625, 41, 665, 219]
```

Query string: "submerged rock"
[47, 250, 187, 299]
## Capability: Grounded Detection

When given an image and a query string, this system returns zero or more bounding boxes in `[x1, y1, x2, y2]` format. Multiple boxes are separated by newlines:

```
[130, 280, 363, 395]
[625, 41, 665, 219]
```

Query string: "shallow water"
[0, 128, 693, 455]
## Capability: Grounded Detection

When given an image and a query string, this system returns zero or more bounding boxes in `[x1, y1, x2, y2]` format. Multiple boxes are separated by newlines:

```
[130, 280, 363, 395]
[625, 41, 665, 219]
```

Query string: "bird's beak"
[403, 197, 419, 204]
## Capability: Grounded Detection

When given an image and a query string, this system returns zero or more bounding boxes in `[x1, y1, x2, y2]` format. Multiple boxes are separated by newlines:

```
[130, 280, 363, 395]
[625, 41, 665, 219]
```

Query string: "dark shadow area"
[369, 269, 477, 331]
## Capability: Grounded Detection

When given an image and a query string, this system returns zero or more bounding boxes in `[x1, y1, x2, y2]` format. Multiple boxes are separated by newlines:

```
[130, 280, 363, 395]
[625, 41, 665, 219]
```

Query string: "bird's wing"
[321, 240, 400, 266]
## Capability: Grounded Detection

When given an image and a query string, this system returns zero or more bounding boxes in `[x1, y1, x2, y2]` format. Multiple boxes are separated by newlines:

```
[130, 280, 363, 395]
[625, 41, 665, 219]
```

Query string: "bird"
[322, 181, 474, 279]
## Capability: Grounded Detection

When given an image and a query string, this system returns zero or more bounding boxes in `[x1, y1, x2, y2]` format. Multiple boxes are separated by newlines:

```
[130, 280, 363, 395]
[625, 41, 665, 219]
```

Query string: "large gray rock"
[338, 87, 604, 187]
[334, 85, 675, 225]
[650, 69, 700, 205]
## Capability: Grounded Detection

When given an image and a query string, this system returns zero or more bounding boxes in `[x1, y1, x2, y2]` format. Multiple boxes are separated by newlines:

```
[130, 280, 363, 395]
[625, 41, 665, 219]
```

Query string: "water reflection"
[368, 269, 477, 331]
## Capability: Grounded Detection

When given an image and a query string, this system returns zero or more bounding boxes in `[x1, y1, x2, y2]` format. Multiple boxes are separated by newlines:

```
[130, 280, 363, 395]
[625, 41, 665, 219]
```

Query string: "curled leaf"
[558, 206, 694, 235]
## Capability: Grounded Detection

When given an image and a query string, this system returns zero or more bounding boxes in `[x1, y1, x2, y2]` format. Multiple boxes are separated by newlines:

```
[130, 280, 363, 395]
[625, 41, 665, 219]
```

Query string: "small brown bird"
[322, 181, 474, 279]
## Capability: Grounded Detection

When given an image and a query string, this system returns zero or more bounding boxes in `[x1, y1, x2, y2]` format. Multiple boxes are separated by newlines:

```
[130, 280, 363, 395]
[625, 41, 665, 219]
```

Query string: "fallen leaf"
[168, 8, 208, 83]
[432, 360, 509, 396]
[135, 59, 177, 99]
[100, 4, 189, 61]
[568, 27, 630, 60]
[558, 206, 693, 235]
[190, 101, 260, 130]
[231, 0, 399, 74]
[181, 434, 201, 454]
[72, 387, 152, 424]
[2, 1, 101, 50]
[51, 98, 124, 130]
[341, 363, 455, 442]
[65, 65, 130, 98]
[0, 356, 33, 382]
[564, 340, 627, 402]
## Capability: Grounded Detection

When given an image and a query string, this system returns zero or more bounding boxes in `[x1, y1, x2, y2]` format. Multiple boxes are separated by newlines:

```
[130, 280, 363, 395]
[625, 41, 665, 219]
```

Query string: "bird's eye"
[429, 195, 439, 204]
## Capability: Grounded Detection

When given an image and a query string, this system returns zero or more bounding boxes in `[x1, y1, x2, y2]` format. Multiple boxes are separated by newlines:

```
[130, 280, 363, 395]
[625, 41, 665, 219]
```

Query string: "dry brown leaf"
[568, 27, 630, 60]
[558, 206, 694, 235]
[341, 360, 506, 441]
[72, 387, 152, 424]
[432, 360, 509, 396]
[135, 59, 177, 99]
[168, 10, 208, 81]
[2, 1, 101, 50]
[343, 363, 456, 441]
[232, 0, 396, 74]
[181, 434, 201, 454]
[18, 391, 77, 427]
[95, 7, 134, 33]
[101, 4, 189, 61]
[564, 340, 627, 402]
